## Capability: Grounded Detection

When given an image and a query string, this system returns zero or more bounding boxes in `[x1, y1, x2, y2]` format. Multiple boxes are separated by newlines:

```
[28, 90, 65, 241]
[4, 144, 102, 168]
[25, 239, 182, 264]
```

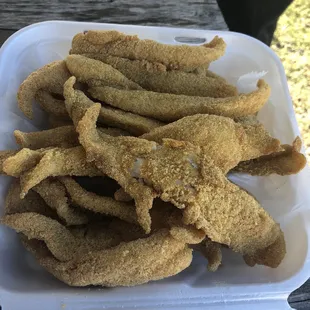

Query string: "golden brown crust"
[17, 61, 70, 119]
[27, 228, 192, 287]
[15, 222, 193, 287]
[88, 80, 270, 121]
[77, 104, 158, 233]
[64, 77, 163, 135]
[73, 53, 237, 98]
[33, 178, 88, 225]
[141, 114, 281, 173]
[243, 231, 286, 268]
[0, 30, 296, 286]
[35, 90, 68, 117]
[3, 148, 43, 177]
[65, 55, 143, 90]
[76, 104, 285, 268]
[234, 137, 306, 176]
[114, 188, 133, 202]
[1, 213, 79, 261]
[48, 115, 73, 128]
[59, 177, 138, 224]
[5, 146, 103, 198]
[14, 126, 79, 149]
[4, 179, 57, 218]
[194, 238, 222, 272]
[78, 53, 169, 72]
[0, 150, 18, 174]
[70, 31, 226, 71]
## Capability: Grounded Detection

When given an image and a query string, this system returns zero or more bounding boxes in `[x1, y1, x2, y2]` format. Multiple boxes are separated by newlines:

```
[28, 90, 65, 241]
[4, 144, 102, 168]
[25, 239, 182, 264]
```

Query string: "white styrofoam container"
[0, 21, 309, 310]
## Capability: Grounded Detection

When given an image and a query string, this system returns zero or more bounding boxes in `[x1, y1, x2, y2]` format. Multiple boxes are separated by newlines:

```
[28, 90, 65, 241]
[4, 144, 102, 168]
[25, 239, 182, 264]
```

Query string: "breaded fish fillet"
[70, 30, 226, 71]
[59, 177, 138, 224]
[20, 228, 193, 287]
[88, 79, 270, 121]
[1, 211, 193, 287]
[76, 104, 285, 268]
[142, 114, 281, 173]
[1, 146, 103, 197]
[1, 212, 79, 261]
[234, 137, 306, 176]
[0, 150, 18, 174]
[17, 61, 70, 119]
[67, 54, 237, 98]
[48, 115, 73, 128]
[14, 126, 79, 149]
[2, 213, 142, 261]
[33, 178, 88, 225]
[4, 179, 57, 218]
[194, 238, 222, 272]
[35, 90, 68, 117]
[64, 77, 163, 135]
[65, 55, 142, 90]
[3, 148, 44, 177]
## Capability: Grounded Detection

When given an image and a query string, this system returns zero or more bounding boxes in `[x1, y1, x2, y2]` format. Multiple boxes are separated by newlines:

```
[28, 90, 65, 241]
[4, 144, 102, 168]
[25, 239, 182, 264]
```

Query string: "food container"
[0, 21, 309, 310]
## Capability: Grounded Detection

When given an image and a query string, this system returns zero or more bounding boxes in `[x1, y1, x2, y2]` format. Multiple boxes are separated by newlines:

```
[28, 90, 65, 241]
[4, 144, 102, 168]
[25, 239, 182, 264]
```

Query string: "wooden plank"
[289, 280, 310, 307]
[0, 0, 227, 30]
[0, 29, 15, 46]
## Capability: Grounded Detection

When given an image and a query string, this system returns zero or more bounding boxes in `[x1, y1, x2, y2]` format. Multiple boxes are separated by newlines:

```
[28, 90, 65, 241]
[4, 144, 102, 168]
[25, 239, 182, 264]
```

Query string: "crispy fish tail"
[88, 79, 270, 121]
[17, 61, 70, 119]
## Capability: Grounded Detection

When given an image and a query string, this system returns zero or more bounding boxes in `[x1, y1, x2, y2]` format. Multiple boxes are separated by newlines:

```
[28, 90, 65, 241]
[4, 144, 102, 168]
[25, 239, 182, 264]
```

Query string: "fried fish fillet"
[1, 146, 102, 198]
[3, 148, 43, 177]
[98, 127, 130, 137]
[19, 220, 141, 265]
[142, 144, 286, 268]
[2, 210, 194, 286]
[70, 30, 226, 71]
[67, 54, 237, 98]
[80, 52, 228, 81]
[243, 230, 286, 268]
[35, 90, 68, 117]
[149, 199, 205, 243]
[2, 213, 137, 261]
[14, 126, 79, 149]
[142, 114, 281, 173]
[194, 238, 222, 272]
[33, 178, 88, 225]
[88, 79, 270, 121]
[65, 55, 142, 89]
[59, 177, 138, 224]
[4, 179, 57, 218]
[1, 212, 78, 261]
[64, 77, 163, 135]
[234, 137, 306, 176]
[235, 115, 259, 125]
[169, 225, 205, 245]
[68, 223, 124, 251]
[17, 124, 128, 149]
[114, 188, 133, 202]
[20, 227, 193, 287]
[17, 61, 71, 119]
[0, 150, 18, 174]
[76, 103, 285, 268]
[77, 104, 158, 232]
[48, 114, 73, 128]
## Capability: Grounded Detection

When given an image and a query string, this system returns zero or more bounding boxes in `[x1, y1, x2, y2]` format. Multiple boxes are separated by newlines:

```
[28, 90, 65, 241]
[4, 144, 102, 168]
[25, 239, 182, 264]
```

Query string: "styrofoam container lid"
[0, 21, 309, 310]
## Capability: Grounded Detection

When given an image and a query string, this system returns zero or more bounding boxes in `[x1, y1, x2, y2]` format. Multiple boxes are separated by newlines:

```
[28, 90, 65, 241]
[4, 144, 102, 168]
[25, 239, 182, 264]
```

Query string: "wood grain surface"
[0, 0, 227, 30]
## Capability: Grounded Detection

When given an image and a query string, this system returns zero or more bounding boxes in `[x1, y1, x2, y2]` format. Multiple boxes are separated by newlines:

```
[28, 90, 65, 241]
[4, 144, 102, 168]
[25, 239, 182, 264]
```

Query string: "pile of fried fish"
[0, 31, 306, 287]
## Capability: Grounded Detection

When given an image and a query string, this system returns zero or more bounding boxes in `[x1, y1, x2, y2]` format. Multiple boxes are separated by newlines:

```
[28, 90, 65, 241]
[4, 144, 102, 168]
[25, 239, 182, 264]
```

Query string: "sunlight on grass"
[271, 0, 310, 159]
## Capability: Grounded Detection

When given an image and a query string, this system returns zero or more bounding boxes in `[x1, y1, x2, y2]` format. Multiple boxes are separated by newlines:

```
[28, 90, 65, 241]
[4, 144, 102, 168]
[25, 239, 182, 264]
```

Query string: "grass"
[271, 0, 310, 159]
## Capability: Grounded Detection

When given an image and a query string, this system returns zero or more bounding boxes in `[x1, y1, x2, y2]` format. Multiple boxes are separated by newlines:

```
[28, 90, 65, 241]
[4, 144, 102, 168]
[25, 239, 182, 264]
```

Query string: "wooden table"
[0, 1, 308, 309]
